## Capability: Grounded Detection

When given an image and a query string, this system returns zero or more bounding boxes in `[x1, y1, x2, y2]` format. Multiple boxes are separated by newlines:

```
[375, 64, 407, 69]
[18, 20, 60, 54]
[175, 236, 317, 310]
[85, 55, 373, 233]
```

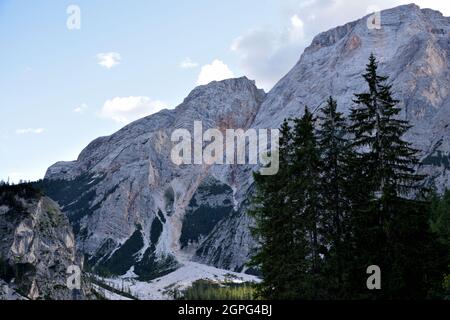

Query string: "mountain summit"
[42, 4, 450, 279]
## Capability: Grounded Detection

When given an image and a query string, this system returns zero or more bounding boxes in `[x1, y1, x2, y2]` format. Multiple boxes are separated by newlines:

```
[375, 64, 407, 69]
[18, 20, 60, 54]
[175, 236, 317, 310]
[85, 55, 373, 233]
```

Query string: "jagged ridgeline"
[14, 4, 450, 290]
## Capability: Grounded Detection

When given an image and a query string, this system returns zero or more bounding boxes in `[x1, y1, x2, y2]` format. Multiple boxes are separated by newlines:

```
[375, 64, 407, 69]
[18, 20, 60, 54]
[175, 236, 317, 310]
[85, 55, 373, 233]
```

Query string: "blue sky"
[1, 0, 448, 182]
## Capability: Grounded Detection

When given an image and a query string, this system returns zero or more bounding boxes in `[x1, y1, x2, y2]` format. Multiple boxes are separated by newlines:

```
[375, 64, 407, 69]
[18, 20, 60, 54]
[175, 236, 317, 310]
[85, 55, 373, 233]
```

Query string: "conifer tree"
[347, 54, 446, 299]
[290, 107, 324, 298]
[316, 97, 353, 298]
[249, 119, 299, 299]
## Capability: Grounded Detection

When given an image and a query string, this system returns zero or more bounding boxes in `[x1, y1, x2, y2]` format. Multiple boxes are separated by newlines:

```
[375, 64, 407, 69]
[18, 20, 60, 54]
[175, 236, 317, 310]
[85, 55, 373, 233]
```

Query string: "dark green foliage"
[96, 227, 144, 276]
[0, 182, 42, 211]
[85, 238, 117, 271]
[423, 151, 450, 169]
[32, 173, 105, 227]
[345, 54, 445, 299]
[180, 181, 234, 249]
[0, 256, 15, 282]
[316, 97, 353, 298]
[249, 55, 447, 300]
[157, 210, 166, 223]
[249, 112, 323, 299]
[430, 190, 450, 297]
[249, 118, 298, 299]
[164, 187, 175, 213]
[181, 280, 256, 300]
[430, 190, 450, 248]
[133, 249, 178, 281]
[90, 277, 138, 300]
[180, 205, 233, 249]
[150, 217, 163, 245]
[131, 216, 178, 281]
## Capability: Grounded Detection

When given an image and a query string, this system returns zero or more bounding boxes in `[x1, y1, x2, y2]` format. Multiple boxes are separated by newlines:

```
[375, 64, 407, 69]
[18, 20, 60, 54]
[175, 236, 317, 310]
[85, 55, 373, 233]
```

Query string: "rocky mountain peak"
[39, 4, 450, 282]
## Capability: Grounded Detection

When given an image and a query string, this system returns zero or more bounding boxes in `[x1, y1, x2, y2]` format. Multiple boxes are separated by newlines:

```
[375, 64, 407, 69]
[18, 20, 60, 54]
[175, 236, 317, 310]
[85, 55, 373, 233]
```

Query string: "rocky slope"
[0, 184, 92, 299]
[42, 4, 450, 278]
[42, 78, 265, 277]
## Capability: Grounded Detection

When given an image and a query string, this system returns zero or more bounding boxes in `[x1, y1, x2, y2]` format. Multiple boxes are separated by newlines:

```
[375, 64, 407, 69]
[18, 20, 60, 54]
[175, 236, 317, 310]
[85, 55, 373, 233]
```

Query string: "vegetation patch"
[95, 227, 144, 276]
[180, 180, 234, 249]
[423, 151, 450, 169]
[33, 173, 105, 226]
[134, 249, 178, 281]
[180, 279, 256, 300]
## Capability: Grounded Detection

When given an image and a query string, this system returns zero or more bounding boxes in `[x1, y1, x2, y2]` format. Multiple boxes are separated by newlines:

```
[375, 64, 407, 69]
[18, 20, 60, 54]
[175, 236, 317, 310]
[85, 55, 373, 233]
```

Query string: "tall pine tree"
[316, 96, 353, 298]
[347, 54, 446, 299]
[249, 120, 300, 299]
[290, 107, 325, 298]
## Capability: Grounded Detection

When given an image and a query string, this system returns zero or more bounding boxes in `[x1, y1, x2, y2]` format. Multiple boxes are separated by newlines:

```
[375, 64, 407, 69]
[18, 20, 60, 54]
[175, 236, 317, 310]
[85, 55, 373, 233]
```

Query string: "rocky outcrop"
[41, 78, 264, 277]
[0, 186, 92, 299]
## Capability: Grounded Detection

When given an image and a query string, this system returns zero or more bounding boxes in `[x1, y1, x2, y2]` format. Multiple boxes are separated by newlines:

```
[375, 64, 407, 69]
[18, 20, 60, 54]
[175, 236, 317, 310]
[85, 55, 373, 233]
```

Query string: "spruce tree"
[347, 54, 446, 299]
[290, 107, 325, 298]
[249, 119, 299, 299]
[316, 97, 353, 298]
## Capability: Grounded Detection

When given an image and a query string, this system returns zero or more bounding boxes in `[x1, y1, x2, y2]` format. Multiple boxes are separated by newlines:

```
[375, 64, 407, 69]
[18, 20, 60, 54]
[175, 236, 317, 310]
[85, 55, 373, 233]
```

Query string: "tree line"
[249, 55, 449, 300]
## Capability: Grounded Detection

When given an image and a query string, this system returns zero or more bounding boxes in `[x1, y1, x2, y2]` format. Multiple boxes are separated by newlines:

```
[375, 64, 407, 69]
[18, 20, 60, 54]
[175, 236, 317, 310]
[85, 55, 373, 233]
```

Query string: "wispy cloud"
[99, 96, 168, 124]
[230, 12, 307, 91]
[400, 0, 450, 15]
[196, 59, 234, 85]
[230, 0, 421, 90]
[180, 57, 199, 69]
[97, 52, 121, 69]
[15, 128, 45, 135]
[74, 103, 88, 113]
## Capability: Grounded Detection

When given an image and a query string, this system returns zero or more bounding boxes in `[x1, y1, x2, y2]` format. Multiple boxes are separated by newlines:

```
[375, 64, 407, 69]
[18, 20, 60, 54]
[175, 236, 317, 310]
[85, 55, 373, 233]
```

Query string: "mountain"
[0, 184, 92, 300]
[41, 4, 450, 280]
[41, 78, 265, 278]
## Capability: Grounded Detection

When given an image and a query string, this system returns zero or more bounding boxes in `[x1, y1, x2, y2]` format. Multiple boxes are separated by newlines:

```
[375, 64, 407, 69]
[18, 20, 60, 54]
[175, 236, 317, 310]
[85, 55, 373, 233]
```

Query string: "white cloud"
[15, 128, 45, 135]
[196, 59, 235, 85]
[97, 52, 121, 69]
[180, 57, 199, 69]
[230, 0, 421, 90]
[99, 96, 168, 124]
[290, 14, 304, 28]
[74, 103, 88, 113]
[231, 26, 304, 91]
[400, 1, 450, 16]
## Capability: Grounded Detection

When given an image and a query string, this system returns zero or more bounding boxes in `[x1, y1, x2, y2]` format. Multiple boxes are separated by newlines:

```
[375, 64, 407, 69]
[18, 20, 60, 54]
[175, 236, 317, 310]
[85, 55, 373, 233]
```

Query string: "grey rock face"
[43, 4, 450, 275]
[254, 4, 450, 191]
[43, 77, 265, 275]
[196, 4, 450, 269]
[0, 193, 91, 300]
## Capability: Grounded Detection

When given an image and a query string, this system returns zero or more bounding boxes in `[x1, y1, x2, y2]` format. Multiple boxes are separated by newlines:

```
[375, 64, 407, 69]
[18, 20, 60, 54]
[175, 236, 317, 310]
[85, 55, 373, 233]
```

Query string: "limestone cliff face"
[195, 4, 450, 269]
[0, 188, 91, 300]
[42, 5, 450, 276]
[253, 4, 450, 189]
[42, 78, 265, 277]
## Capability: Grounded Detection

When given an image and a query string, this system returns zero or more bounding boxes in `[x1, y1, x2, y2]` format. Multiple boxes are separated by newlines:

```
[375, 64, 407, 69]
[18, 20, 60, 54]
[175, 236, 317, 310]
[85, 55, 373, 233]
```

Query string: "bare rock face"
[42, 77, 265, 277]
[253, 4, 450, 190]
[0, 188, 92, 300]
[195, 4, 450, 270]
[42, 5, 450, 276]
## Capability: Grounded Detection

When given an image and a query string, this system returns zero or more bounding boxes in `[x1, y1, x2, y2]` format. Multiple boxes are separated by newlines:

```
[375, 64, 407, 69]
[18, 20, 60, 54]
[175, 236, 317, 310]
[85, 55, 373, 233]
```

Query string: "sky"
[1, 0, 449, 182]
